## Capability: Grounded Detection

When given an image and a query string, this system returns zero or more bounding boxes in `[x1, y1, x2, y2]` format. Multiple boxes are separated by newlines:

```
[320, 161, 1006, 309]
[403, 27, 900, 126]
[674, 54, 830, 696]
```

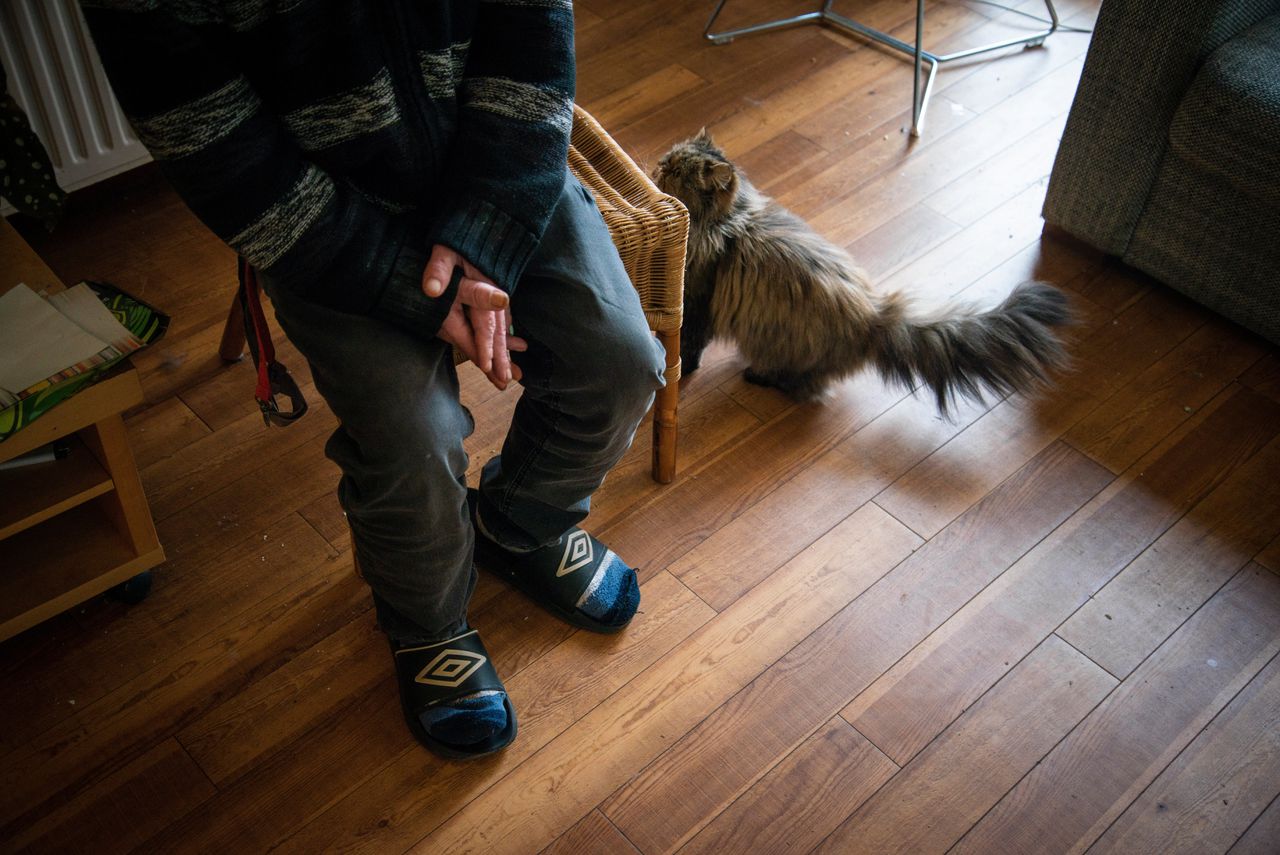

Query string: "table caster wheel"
[109, 571, 153, 605]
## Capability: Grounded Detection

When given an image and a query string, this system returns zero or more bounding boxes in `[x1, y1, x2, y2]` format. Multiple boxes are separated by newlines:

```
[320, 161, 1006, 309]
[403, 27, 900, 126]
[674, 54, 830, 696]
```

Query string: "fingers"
[505, 308, 528, 352]
[423, 245, 460, 298]
[470, 305, 495, 375]
[429, 256, 525, 390]
[456, 276, 509, 311]
[492, 314, 511, 386]
[439, 308, 478, 364]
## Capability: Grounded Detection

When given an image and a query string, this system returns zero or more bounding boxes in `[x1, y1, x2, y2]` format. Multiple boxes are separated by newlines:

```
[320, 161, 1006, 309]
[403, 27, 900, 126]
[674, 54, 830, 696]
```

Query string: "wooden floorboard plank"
[574, 5, 603, 30]
[177, 333, 314, 432]
[169, 561, 650, 850]
[720, 375, 799, 425]
[700, 0, 985, 158]
[816, 636, 1115, 855]
[1064, 317, 1269, 474]
[295, 489, 349, 549]
[678, 716, 898, 855]
[733, 130, 830, 193]
[0, 556, 367, 837]
[872, 171, 1055, 306]
[125, 395, 212, 471]
[794, 57, 1085, 245]
[407, 505, 919, 855]
[603, 443, 1108, 853]
[149, 664, 409, 854]
[150, 583, 598, 853]
[613, 30, 854, 165]
[1059, 434, 1280, 678]
[577, 0, 812, 96]
[141, 380, 335, 521]
[155, 432, 338, 566]
[541, 810, 641, 855]
[5, 738, 216, 855]
[952, 564, 1280, 854]
[582, 63, 710, 143]
[1065, 259, 1151, 315]
[847, 387, 1280, 766]
[672, 391, 990, 611]
[875, 285, 1206, 541]
[269, 572, 712, 855]
[789, 0, 1096, 156]
[1228, 793, 1280, 855]
[845, 203, 960, 281]
[0, 513, 336, 757]
[586, 388, 762, 534]
[175, 611, 386, 785]
[1090, 651, 1280, 855]
[460, 384, 522, 484]
[952, 229, 1107, 315]
[1258, 535, 1280, 575]
[131, 312, 253, 409]
[921, 115, 1064, 228]
[1238, 350, 1280, 404]
[598, 373, 906, 583]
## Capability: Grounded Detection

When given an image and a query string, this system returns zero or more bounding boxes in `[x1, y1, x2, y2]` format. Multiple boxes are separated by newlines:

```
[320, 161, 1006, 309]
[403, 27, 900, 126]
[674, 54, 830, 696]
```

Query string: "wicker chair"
[221, 105, 688, 483]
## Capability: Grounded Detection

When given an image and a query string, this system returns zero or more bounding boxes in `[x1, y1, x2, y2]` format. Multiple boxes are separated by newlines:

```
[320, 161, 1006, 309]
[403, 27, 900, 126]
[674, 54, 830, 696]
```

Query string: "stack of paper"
[0, 283, 144, 408]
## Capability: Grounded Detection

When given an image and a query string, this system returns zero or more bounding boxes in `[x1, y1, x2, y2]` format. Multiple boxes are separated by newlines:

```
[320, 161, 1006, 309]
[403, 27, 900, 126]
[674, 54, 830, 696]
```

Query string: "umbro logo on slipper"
[557, 529, 594, 577]
[414, 649, 488, 688]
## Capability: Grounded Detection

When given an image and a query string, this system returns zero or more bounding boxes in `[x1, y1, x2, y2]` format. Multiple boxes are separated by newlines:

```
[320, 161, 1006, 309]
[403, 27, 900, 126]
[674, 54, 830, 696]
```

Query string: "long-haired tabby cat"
[653, 130, 1072, 413]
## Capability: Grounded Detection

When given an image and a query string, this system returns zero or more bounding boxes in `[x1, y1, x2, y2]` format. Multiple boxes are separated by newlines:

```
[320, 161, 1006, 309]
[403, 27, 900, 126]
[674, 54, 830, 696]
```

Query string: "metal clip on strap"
[238, 258, 308, 427]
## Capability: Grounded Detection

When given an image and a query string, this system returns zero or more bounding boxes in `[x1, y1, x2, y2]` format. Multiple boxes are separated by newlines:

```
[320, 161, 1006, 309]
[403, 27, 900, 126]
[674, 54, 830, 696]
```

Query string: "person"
[80, 0, 666, 759]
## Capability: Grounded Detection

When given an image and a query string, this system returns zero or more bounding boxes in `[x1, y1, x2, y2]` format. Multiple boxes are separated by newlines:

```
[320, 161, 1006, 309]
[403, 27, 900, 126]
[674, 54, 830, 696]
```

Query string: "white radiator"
[0, 0, 150, 202]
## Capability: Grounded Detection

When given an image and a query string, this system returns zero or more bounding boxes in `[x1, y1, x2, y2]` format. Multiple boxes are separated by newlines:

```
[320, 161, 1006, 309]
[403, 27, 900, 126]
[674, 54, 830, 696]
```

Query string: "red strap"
[240, 260, 275, 403]
[237, 258, 307, 426]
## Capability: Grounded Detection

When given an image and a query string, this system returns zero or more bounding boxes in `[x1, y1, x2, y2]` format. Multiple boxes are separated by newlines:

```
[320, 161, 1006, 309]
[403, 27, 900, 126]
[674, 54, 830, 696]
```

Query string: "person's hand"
[423, 244, 526, 390]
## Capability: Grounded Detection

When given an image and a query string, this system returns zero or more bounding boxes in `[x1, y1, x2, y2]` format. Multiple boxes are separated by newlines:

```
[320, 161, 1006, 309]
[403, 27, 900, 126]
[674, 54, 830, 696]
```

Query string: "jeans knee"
[588, 331, 661, 425]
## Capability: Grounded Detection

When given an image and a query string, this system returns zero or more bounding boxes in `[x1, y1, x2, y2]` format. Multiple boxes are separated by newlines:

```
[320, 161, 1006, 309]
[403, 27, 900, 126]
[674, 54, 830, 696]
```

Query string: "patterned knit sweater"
[80, 0, 575, 338]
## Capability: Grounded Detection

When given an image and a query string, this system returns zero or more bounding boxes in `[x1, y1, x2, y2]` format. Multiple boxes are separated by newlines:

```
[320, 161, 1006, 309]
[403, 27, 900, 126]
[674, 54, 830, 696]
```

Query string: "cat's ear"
[709, 160, 735, 190]
[695, 126, 713, 143]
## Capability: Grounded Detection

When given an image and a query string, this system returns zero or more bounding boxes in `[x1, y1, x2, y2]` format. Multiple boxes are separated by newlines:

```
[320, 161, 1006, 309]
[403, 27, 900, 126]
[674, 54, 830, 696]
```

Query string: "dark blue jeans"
[263, 174, 666, 643]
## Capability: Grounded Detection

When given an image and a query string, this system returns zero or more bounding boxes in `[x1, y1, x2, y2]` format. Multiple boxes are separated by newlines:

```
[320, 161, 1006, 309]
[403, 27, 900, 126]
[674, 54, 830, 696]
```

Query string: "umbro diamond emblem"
[556, 530, 594, 577]
[414, 649, 487, 688]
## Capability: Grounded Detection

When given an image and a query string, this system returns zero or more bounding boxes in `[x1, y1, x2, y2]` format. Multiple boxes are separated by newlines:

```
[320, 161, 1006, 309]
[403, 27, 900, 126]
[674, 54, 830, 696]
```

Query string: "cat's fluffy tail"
[869, 281, 1072, 415]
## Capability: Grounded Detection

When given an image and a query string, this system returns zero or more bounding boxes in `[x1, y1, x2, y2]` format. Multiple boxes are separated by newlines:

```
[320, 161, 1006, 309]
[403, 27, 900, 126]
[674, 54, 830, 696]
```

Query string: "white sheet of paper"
[47, 283, 142, 355]
[0, 284, 112, 406]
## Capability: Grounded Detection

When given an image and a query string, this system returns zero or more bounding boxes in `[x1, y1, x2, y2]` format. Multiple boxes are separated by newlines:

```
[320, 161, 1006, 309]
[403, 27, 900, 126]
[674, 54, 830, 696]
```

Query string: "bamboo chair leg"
[220, 293, 247, 362]
[652, 329, 680, 484]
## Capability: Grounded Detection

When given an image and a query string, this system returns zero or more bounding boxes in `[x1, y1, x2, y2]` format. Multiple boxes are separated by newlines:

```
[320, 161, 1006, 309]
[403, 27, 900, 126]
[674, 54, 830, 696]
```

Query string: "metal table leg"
[704, 0, 1060, 136]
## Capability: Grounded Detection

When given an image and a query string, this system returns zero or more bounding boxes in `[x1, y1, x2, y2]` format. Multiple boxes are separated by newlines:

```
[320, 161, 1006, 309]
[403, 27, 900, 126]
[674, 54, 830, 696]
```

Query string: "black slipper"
[468, 488, 636, 634]
[392, 628, 517, 760]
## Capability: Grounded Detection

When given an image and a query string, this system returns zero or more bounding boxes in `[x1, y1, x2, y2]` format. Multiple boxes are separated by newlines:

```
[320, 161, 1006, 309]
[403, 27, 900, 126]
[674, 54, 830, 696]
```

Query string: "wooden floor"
[5, 1, 1280, 852]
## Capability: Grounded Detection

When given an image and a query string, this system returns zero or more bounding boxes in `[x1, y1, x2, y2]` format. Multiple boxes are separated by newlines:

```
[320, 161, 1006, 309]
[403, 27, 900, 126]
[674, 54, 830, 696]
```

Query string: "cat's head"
[652, 128, 739, 222]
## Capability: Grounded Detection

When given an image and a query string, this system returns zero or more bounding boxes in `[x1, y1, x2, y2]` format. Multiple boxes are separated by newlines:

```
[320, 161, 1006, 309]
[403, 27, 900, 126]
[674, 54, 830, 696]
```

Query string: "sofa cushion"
[1169, 12, 1280, 205]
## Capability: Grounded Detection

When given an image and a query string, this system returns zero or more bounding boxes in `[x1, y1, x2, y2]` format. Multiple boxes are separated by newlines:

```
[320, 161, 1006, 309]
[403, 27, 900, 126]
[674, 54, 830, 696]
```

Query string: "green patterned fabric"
[0, 281, 169, 443]
[0, 63, 66, 228]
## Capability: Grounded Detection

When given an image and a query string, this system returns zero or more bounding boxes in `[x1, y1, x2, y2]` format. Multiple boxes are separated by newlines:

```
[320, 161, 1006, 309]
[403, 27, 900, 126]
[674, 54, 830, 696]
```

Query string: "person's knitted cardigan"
[80, 0, 576, 338]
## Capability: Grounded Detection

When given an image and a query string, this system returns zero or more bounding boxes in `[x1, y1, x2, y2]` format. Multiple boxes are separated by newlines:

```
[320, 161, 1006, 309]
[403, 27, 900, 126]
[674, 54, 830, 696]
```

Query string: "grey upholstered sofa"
[1043, 0, 1280, 344]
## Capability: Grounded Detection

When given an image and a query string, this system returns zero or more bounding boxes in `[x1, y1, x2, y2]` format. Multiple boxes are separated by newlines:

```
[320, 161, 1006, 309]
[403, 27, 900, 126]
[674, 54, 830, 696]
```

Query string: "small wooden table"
[0, 217, 164, 642]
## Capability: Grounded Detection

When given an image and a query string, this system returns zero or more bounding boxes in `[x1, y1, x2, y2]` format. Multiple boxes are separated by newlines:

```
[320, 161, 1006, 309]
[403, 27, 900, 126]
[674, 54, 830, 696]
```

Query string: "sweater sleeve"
[429, 0, 576, 294]
[80, 2, 453, 337]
